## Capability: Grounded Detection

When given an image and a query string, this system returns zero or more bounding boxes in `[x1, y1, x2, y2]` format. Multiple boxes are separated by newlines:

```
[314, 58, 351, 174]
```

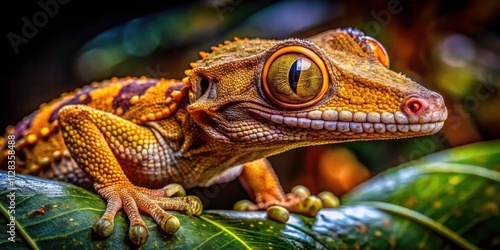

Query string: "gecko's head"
[186, 28, 447, 150]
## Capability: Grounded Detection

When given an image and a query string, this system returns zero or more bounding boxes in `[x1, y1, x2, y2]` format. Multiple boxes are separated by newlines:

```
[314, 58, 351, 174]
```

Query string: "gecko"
[0, 28, 448, 246]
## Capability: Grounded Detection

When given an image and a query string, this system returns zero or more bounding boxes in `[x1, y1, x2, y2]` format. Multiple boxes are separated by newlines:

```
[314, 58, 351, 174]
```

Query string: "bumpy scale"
[0, 28, 447, 246]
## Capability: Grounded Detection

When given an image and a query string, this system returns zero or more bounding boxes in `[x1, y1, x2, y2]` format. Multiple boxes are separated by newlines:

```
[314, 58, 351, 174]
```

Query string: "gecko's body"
[1, 28, 447, 246]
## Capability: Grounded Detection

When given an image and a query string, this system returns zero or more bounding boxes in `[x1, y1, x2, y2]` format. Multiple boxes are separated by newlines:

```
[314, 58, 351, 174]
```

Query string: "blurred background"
[2, 0, 499, 208]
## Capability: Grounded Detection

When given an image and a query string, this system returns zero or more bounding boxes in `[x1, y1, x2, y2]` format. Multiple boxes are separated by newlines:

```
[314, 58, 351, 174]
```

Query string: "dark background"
[3, 0, 499, 207]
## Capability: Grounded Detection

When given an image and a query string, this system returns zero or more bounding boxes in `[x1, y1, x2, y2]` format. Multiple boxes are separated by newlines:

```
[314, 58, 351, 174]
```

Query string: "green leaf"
[343, 139, 500, 249]
[0, 173, 396, 249]
[1, 140, 498, 249]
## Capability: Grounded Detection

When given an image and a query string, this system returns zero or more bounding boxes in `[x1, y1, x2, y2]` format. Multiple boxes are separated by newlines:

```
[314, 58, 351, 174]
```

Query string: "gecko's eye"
[366, 36, 390, 68]
[262, 46, 329, 109]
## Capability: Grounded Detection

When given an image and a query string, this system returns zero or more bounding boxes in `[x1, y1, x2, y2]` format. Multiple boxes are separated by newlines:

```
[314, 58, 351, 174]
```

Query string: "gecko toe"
[233, 185, 326, 218]
[233, 199, 257, 211]
[185, 195, 203, 216]
[291, 185, 311, 198]
[129, 224, 149, 246]
[162, 183, 186, 197]
[294, 195, 323, 216]
[94, 182, 204, 245]
[93, 218, 114, 238]
[318, 191, 340, 208]
[266, 206, 290, 223]
[161, 215, 181, 234]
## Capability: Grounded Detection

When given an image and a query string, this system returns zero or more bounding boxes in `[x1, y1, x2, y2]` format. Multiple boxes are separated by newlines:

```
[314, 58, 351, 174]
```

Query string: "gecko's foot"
[93, 182, 202, 246]
[234, 185, 339, 223]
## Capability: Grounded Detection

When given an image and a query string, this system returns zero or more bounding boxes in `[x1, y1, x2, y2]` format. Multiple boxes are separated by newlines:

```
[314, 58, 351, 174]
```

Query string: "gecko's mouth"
[248, 108, 447, 135]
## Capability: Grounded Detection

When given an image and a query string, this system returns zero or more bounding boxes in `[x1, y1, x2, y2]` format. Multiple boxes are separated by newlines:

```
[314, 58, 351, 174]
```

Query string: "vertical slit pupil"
[288, 59, 301, 94]
[288, 57, 312, 94]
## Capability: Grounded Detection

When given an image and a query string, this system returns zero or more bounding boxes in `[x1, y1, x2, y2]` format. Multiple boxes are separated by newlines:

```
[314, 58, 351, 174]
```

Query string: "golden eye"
[366, 36, 390, 68]
[262, 46, 328, 109]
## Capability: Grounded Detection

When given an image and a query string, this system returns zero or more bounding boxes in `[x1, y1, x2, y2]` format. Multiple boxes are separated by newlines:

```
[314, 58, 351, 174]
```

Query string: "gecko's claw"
[266, 206, 289, 223]
[94, 218, 114, 238]
[160, 214, 181, 234]
[291, 185, 311, 198]
[318, 191, 340, 208]
[286, 194, 322, 216]
[233, 199, 255, 211]
[129, 224, 149, 246]
[162, 183, 186, 197]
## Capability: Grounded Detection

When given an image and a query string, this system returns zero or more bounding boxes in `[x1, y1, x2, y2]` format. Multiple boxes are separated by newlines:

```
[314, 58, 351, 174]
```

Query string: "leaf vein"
[199, 215, 252, 250]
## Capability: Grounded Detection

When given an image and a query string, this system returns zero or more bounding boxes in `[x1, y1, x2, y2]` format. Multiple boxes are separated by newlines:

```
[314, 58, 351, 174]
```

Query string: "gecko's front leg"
[235, 158, 333, 222]
[58, 105, 202, 246]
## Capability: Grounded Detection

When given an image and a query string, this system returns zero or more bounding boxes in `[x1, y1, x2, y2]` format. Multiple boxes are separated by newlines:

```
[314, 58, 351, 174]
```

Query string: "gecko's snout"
[401, 93, 447, 124]
[402, 95, 428, 116]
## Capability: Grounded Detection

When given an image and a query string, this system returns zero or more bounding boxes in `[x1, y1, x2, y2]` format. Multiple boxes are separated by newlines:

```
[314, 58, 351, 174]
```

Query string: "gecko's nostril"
[408, 100, 422, 113]
[403, 95, 428, 116]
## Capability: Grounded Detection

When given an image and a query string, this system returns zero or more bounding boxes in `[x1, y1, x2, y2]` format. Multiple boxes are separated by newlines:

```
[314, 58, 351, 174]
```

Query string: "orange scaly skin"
[0, 28, 447, 246]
